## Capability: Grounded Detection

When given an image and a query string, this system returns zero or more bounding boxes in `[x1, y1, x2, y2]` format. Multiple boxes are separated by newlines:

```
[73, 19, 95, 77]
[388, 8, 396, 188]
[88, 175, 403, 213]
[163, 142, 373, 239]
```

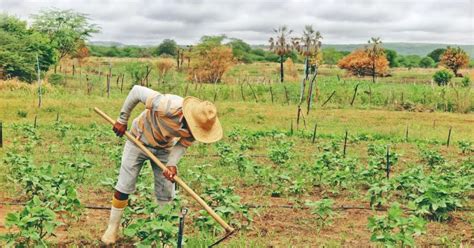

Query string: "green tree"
[155, 39, 178, 56]
[269, 26, 293, 83]
[366, 37, 384, 83]
[228, 38, 252, 62]
[398, 55, 421, 69]
[427, 48, 446, 63]
[0, 14, 57, 82]
[322, 48, 348, 65]
[31, 9, 99, 66]
[419, 56, 435, 68]
[433, 69, 453, 86]
[384, 49, 398, 67]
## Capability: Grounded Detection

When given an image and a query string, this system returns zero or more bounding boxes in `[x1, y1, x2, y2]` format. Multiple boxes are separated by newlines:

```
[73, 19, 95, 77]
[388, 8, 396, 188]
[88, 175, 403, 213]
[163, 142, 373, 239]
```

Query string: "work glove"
[163, 166, 177, 182]
[113, 121, 127, 137]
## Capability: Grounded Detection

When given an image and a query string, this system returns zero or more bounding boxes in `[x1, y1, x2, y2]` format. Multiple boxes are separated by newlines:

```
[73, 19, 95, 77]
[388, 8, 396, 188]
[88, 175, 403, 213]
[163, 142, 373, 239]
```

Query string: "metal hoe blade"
[208, 229, 238, 248]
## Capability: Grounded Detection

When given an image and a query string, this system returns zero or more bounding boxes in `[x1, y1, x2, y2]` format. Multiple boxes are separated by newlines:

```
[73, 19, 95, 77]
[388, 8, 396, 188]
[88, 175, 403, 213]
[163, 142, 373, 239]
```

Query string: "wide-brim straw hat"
[182, 96, 223, 143]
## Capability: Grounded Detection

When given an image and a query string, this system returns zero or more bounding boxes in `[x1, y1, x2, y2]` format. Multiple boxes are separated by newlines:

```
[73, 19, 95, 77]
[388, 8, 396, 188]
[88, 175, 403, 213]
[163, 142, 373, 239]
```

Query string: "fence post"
[446, 127, 452, 147]
[37, 55, 42, 108]
[386, 145, 390, 179]
[405, 125, 409, 142]
[0, 121, 3, 148]
[343, 130, 348, 157]
[34, 115, 38, 128]
[312, 123, 318, 144]
[284, 86, 290, 105]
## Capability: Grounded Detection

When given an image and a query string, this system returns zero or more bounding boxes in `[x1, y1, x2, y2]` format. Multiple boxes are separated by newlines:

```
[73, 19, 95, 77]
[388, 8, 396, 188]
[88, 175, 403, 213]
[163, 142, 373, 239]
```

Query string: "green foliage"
[432, 69, 453, 86]
[31, 9, 99, 61]
[155, 39, 178, 56]
[460, 75, 471, 87]
[16, 110, 27, 118]
[368, 203, 426, 247]
[0, 196, 63, 248]
[48, 73, 64, 86]
[457, 140, 472, 154]
[305, 198, 336, 230]
[0, 14, 57, 82]
[427, 48, 446, 63]
[125, 62, 151, 84]
[384, 49, 399, 67]
[419, 56, 435, 68]
[268, 137, 294, 165]
[397, 55, 421, 68]
[322, 48, 350, 65]
[419, 147, 445, 168]
[88, 45, 153, 57]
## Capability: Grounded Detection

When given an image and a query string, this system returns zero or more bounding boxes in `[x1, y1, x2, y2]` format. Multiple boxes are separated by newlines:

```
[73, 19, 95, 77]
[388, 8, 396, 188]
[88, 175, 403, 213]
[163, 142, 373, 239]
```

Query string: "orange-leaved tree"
[366, 37, 384, 83]
[188, 36, 234, 83]
[338, 49, 389, 77]
[440, 46, 469, 77]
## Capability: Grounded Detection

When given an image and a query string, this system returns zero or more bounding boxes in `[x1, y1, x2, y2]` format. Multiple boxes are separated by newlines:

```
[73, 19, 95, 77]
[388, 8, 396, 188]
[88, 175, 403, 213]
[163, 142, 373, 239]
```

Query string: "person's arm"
[117, 85, 157, 124]
[163, 138, 194, 181]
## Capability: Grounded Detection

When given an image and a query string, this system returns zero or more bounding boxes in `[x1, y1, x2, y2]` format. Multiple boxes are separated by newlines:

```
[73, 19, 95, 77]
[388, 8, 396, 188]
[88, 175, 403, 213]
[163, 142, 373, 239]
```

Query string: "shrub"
[432, 69, 453, 86]
[48, 73, 64, 86]
[419, 56, 435, 68]
[268, 139, 294, 165]
[156, 59, 174, 80]
[305, 198, 336, 231]
[440, 46, 469, 76]
[460, 75, 471, 87]
[338, 49, 389, 77]
[188, 46, 235, 83]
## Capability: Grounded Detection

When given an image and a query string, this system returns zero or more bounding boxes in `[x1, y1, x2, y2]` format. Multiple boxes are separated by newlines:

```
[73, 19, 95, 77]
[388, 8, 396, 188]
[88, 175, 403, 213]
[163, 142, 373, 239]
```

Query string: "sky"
[1, 0, 473, 45]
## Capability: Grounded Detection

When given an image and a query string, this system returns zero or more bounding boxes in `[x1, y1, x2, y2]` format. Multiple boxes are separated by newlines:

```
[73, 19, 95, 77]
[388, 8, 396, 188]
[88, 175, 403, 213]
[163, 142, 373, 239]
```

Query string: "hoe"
[94, 107, 237, 247]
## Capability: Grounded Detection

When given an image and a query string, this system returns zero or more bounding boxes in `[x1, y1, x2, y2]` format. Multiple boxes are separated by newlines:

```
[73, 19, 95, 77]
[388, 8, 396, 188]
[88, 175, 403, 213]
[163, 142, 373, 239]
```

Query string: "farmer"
[101, 85, 223, 244]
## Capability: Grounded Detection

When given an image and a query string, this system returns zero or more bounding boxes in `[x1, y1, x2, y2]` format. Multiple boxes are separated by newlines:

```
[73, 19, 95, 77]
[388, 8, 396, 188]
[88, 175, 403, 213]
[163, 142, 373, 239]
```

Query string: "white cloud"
[1, 0, 472, 45]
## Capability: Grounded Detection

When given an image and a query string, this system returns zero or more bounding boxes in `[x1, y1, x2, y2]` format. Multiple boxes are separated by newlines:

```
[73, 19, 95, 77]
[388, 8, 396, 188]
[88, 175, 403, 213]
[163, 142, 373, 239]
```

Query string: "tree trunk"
[372, 57, 376, 83]
[280, 55, 284, 83]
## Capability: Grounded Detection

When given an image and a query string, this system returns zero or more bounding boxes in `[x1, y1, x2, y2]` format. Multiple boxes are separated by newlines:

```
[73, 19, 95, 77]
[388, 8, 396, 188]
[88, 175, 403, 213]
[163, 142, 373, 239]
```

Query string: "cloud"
[1, 0, 472, 45]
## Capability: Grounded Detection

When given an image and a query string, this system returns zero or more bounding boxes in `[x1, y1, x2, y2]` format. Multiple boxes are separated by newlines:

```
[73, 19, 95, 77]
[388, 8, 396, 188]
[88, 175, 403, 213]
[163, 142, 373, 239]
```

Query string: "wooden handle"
[93, 107, 234, 233]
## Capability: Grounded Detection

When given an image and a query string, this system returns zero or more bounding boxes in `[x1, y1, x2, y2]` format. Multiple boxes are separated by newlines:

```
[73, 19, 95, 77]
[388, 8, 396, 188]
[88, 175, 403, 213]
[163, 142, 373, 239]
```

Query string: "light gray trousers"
[115, 140, 175, 202]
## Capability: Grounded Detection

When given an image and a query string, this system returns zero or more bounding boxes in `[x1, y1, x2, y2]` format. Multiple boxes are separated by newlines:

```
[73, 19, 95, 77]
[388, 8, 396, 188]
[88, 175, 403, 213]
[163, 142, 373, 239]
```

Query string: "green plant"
[0, 196, 63, 247]
[460, 75, 471, 87]
[48, 73, 64, 86]
[268, 138, 294, 165]
[368, 203, 426, 247]
[419, 148, 445, 168]
[306, 198, 336, 231]
[432, 69, 453, 86]
[457, 140, 472, 154]
[16, 110, 28, 118]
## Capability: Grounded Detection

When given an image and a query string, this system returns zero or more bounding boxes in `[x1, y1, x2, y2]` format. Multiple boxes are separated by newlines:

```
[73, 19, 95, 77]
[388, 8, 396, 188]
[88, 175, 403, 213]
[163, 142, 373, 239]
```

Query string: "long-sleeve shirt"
[117, 85, 194, 167]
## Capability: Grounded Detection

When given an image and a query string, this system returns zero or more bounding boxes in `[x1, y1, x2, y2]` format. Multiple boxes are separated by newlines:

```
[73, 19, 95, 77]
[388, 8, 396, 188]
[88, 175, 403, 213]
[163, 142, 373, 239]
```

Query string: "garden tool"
[177, 207, 188, 248]
[94, 107, 237, 246]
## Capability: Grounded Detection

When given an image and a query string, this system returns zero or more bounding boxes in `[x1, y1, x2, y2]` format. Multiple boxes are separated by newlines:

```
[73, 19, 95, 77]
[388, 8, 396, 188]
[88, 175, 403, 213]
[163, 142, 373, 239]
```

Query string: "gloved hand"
[113, 121, 127, 137]
[163, 166, 177, 182]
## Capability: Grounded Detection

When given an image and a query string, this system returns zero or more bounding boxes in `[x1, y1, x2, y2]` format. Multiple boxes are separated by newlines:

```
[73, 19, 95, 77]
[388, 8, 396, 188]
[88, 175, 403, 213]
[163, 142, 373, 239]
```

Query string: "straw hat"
[182, 96, 223, 143]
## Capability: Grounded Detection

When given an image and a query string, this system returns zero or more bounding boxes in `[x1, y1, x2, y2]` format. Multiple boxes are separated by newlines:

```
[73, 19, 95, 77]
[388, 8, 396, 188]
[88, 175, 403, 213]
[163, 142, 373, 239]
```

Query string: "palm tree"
[366, 37, 384, 83]
[269, 26, 293, 83]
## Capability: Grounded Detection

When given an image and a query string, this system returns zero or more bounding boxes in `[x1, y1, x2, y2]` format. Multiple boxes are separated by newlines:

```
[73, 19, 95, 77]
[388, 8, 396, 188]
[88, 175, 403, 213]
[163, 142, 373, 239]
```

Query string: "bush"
[432, 70, 453, 86]
[461, 75, 471, 87]
[48, 73, 64, 86]
[338, 49, 389, 77]
[419, 57, 435, 68]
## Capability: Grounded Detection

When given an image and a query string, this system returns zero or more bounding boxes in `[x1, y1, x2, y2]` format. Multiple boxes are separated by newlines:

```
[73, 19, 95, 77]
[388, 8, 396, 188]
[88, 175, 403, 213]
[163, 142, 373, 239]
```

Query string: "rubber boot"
[101, 207, 124, 245]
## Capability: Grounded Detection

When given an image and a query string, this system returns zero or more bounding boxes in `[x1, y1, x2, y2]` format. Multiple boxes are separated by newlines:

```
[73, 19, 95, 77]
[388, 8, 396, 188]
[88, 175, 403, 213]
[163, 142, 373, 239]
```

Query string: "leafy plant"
[1, 196, 63, 247]
[419, 148, 445, 168]
[305, 198, 336, 231]
[268, 138, 294, 165]
[457, 140, 472, 154]
[368, 203, 426, 247]
[432, 69, 453, 86]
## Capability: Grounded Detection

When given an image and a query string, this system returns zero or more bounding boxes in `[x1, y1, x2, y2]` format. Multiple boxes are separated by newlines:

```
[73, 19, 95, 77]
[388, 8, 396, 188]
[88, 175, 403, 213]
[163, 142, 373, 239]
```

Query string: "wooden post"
[405, 125, 409, 142]
[34, 115, 38, 128]
[284, 86, 290, 105]
[447, 127, 452, 147]
[72, 63, 75, 76]
[296, 106, 301, 130]
[269, 85, 274, 103]
[240, 83, 245, 101]
[0, 121, 3, 148]
[36, 55, 42, 108]
[312, 123, 318, 144]
[56, 113, 60, 122]
[386, 145, 390, 179]
[290, 120, 293, 136]
[321, 90, 336, 107]
[248, 83, 258, 103]
[350, 83, 360, 106]
[343, 130, 348, 157]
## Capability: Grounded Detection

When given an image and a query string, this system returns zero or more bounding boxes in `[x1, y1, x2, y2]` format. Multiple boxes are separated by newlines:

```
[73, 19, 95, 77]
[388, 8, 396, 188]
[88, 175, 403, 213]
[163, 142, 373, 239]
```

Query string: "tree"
[0, 14, 56, 82]
[432, 69, 453, 86]
[155, 39, 178, 56]
[269, 26, 293, 83]
[384, 49, 398, 67]
[427, 48, 446, 63]
[397, 55, 421, 69]
[440, 46, 469, 77]
[419, 57, 435, 68]
[366, 37, 384, 83]
[322, 48, 348, 65]
[188, 35, 234, 83]
[31, 9, 99, 66]
[227, 38, 252, 63]
[338, 49, 389, 77]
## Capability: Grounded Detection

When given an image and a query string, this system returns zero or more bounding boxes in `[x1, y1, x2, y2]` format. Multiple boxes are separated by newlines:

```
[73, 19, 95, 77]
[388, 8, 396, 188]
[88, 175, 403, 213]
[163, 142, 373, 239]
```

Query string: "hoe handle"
[94, 107, 234, 233]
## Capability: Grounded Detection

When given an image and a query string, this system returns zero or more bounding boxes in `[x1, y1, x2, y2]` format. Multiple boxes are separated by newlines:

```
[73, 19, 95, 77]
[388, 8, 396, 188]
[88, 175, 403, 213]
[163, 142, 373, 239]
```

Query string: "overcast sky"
[1, 0, 473, 45]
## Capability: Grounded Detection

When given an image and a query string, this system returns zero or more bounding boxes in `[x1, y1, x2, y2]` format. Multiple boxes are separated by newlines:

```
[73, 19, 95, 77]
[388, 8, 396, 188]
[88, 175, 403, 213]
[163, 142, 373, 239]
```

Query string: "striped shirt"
[117, 86, 194, 166]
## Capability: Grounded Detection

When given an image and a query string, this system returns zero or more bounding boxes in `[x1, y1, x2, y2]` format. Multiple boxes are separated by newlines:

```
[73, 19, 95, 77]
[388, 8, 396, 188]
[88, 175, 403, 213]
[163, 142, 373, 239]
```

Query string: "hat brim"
[182, 96, 223, 143]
